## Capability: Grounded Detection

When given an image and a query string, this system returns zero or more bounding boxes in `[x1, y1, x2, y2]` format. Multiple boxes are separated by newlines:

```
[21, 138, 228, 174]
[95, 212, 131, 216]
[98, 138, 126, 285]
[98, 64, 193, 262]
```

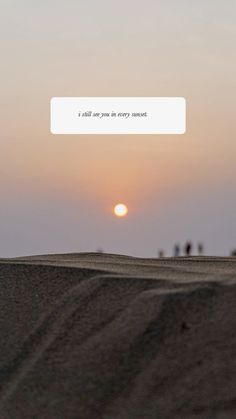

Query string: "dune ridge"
[0, 253, 236, 418]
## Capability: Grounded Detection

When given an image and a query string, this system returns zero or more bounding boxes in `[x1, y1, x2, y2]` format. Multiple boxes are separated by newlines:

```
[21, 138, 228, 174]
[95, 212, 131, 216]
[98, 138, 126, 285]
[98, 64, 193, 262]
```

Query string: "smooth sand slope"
[0, 253, 236, 419]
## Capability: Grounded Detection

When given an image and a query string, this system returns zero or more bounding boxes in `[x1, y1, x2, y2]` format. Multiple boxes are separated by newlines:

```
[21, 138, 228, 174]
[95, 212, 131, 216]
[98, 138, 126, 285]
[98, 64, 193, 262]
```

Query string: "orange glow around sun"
[114, 203, 128, 217]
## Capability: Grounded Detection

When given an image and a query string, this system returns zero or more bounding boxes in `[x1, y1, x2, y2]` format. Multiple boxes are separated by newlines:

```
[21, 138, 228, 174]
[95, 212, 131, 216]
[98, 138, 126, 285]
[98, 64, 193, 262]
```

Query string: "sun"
[114, 203, 128, 218]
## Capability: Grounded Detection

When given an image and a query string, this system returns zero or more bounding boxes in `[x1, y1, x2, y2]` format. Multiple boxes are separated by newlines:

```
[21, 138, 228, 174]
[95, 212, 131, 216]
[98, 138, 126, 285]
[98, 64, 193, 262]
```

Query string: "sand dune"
[0, 253, 236, 418]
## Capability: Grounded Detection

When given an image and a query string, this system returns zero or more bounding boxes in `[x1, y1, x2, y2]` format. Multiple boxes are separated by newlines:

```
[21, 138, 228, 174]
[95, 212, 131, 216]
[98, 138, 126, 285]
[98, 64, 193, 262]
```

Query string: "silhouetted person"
[184, 241, 192, 256]
[158, 250, 165, 258]
[231, 249, 236, 257]
[173, 244, 180, 257]
[198, 242, 204, 256]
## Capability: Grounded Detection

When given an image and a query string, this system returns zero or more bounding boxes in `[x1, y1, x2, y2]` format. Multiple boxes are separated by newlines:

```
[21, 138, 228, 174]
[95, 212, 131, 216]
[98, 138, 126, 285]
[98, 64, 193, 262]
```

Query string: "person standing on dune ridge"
[173, 244, 181, 257]
[184, 241, 192, 256]
[198, 242, 204, 255]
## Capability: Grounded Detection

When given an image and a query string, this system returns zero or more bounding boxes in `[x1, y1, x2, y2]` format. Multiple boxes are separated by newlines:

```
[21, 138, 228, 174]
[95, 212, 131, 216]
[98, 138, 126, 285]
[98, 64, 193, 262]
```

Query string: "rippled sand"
[0, 253, 236, 418]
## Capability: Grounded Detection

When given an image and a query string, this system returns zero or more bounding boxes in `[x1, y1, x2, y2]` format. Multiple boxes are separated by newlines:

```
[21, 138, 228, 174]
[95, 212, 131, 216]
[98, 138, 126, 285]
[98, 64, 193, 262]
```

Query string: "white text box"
[50, 97, 186, 135]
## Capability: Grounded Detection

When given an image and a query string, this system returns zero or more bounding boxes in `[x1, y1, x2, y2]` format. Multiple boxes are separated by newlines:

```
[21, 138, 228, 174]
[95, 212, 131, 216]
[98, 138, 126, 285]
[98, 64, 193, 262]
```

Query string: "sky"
[0, 0, 236, 257]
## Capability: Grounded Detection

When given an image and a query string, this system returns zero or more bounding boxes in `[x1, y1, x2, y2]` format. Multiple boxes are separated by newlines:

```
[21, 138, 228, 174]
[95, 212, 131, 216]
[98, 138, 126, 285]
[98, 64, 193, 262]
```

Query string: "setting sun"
[114, 203, 128, 218]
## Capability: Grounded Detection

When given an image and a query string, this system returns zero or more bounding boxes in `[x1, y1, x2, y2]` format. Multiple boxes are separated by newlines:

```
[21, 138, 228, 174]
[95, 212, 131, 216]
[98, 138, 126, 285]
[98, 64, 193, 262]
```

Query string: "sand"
[0, 253, 236, 419]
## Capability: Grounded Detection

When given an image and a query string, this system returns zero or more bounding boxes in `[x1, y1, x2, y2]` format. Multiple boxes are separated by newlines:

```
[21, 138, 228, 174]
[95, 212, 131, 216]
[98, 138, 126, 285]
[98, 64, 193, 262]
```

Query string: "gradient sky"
[0, 0, 236, 257]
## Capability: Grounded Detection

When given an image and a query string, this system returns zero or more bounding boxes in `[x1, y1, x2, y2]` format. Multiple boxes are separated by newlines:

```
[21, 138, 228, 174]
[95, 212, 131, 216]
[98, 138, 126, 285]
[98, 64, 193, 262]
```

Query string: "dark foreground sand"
[0, 253, 236, 419]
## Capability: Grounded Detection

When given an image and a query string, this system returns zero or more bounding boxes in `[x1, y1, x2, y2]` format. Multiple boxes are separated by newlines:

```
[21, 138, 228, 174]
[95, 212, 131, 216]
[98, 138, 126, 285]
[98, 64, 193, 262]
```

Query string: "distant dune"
[0, 253, 236, 419]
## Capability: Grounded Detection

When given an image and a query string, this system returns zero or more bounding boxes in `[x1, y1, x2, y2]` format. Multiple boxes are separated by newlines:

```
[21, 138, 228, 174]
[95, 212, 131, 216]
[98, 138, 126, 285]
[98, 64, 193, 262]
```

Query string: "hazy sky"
[0, 0, 236, 257]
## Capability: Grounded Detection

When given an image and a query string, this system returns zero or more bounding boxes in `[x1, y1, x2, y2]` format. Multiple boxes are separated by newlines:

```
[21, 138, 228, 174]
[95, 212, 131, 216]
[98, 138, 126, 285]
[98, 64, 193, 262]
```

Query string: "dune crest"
[0, 253, 236, 418]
